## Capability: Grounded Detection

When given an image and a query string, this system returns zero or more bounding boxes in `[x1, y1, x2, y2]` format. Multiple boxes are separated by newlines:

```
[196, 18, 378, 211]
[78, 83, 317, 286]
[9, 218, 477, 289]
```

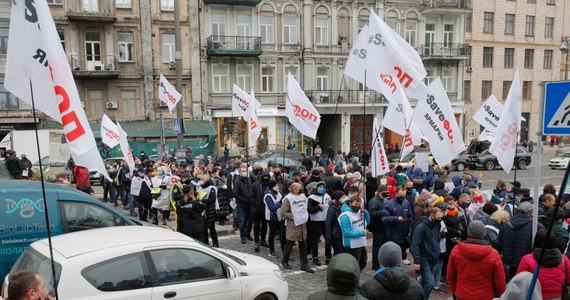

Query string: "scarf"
[447, 206, 457, 217]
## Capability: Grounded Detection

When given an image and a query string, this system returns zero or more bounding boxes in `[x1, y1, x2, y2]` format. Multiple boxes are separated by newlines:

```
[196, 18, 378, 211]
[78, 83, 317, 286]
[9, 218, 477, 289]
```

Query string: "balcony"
[422, 0, 470, 14]
[305, 90, 387, 105]
[203, 0, 261, 5]
[206, 36, 262, 57]
[70, 55, 119, 78]
[66, 9, 116, 22]
[420, 43, 470, 60]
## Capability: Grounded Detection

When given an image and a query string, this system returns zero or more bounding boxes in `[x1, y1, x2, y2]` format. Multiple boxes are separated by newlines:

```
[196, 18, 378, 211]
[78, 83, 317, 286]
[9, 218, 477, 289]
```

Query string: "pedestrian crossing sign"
[544, 81, 570, 135]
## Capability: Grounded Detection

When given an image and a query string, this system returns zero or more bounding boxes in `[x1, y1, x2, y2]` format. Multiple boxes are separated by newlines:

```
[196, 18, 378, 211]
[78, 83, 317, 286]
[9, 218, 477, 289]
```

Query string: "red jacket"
[447, 239, 506, 300]
[73, 166, 90, 189]
[517, 250, 570, 299]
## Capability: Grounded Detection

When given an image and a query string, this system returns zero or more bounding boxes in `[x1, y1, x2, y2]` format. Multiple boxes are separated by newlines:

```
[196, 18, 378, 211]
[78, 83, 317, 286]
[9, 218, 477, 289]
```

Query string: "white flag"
[5, 0, 109, 180]
[232, 84, 250, 118]
[473, 94, 503, 142]
[345, 25, 384, 94]
[101, 114, 121, 149]
[399, 125, 424, 161]
[285, 73, 321, 139]
[370, 118, 390, 177]
[490, 70, 522, 173]
[117, 122, 135, 173]
[248, 90, 262, 143]
[412, 78, 464, 166]
[158, 74, 182, 115]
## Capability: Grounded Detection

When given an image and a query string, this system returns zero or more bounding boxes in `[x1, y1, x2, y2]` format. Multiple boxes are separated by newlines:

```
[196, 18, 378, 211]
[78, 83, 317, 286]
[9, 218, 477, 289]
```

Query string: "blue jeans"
[125, 193, 135, 215]
[237, 207, 252, 238]
[420, 259, 438, 299]
[433, 256, 443, 289]
[371, 231, 386, 270]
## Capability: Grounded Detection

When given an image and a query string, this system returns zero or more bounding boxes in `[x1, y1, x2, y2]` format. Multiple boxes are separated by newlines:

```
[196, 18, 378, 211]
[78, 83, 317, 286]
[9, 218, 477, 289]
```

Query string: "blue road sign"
[543, 81, 570, 135]
[173, 118, 181, 135]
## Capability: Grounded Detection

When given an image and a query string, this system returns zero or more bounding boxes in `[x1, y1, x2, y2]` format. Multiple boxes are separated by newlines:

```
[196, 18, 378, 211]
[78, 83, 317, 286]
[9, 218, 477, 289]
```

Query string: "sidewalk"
[93, 194, 237, 237]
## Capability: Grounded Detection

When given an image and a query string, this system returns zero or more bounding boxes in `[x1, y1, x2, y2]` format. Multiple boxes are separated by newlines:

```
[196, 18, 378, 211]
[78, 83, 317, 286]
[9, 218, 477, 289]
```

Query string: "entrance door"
[350, 115, 373, 152]
[257, 127, 268, 154]
[85, 32, 102, 71]
[424, 24, 435, 55]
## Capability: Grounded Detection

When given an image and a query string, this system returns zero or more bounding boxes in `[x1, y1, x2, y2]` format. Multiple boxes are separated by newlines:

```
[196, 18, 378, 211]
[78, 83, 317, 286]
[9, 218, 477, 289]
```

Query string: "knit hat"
[306, 182, 318, 190]
[483, 202, 499, 216]
[377, 184, 388, 193]
[378, 242, 401, 268]
[490, 195, 501, 204]
[267, 179, 278, 189]
[431, 196, 444, 207]
[496, 271, 542, 300]
[518, 201, 534, 213]
[331, 190, 345, 202]
[467, 220, 486, 239]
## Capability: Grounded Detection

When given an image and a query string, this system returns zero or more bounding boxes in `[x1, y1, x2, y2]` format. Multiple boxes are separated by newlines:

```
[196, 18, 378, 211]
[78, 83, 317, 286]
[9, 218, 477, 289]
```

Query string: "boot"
[254, 243, 260, 252]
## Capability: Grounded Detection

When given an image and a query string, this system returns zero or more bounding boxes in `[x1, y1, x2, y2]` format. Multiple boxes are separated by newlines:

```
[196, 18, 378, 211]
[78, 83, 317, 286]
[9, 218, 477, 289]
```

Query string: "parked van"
[0, 180, 137, 281]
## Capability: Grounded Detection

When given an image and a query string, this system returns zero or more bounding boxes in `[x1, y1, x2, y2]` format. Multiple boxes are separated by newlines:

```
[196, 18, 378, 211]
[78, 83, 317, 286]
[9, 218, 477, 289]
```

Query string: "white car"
[2, 227, 287, 300]
[549, 152, 570, 169]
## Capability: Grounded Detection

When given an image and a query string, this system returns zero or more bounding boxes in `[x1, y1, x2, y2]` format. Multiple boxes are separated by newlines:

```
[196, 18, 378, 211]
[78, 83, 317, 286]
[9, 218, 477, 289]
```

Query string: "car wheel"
[485, 161, 495, 171]
[455, 162, 465, 172]
[254, 293, 277, 300]
[517, 160, 528, 170]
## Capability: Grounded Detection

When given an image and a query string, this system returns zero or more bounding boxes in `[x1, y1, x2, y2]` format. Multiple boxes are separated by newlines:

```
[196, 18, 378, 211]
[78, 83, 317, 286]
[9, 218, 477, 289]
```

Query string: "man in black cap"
[251, 172, 271, 251]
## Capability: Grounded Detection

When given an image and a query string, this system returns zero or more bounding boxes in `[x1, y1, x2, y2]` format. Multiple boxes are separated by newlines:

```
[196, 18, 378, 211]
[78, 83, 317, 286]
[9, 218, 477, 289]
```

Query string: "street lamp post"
[556, 38, 569, 154]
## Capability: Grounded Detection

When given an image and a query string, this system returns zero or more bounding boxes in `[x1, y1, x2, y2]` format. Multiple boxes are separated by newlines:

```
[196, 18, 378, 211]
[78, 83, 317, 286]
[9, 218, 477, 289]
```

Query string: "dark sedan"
[469, 146, 531, 170]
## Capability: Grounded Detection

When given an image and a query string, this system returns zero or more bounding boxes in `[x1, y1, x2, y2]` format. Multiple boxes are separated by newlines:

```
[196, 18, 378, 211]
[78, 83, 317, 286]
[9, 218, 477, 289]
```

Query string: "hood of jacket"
[327, 253, 361, 295]
[433, 179, 445, 191]
[375, 268, 411, 293]
[452, 175, 462, 187]
[456, 239, 493, 261]
[508, 214, 533, 229]
[532, 248, 562, 268]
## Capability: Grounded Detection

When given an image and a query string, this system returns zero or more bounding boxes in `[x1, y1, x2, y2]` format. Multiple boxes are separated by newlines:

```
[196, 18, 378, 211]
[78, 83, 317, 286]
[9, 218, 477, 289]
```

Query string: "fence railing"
[206, 35, 262, 52]
[70, 54, 119, 72]
[304, 90, 387, 104]
[420, 43, 470, 57]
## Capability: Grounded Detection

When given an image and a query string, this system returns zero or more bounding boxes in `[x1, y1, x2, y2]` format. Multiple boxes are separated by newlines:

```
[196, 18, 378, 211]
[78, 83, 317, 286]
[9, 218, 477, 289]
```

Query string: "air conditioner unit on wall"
[106, 102, 118, 109]
[169, 61, 176, 69]
[466, 66, 473, 73]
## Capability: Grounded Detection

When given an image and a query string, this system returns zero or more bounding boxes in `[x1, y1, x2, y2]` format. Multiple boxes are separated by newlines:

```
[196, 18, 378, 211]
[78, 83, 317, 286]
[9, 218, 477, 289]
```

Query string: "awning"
[89, 120, 217, 138]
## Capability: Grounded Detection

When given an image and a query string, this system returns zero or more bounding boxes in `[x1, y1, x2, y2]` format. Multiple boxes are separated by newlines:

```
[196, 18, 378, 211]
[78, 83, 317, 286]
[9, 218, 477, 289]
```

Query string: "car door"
[148, 248, 242, 300]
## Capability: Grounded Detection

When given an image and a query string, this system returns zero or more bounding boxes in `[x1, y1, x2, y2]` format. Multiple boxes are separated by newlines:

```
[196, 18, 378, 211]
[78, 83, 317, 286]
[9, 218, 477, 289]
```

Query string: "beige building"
[464, 0, 570, 143]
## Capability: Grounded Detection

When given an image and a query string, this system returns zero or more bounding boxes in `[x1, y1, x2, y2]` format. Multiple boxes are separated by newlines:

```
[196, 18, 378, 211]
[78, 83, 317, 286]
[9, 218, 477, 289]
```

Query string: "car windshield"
[10, 247, 62, 295]
[560, 153, 570, 158]
[211, 248, 246, 266]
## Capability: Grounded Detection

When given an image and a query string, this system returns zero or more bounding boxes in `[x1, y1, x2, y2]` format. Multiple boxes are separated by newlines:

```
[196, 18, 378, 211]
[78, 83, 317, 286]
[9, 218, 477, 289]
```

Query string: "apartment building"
[464, 0, 570, 143]
[202, 0, 470, 155]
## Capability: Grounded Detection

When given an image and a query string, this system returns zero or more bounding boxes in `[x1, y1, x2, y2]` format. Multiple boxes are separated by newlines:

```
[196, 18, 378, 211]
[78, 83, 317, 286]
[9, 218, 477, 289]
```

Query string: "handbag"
[563, 259, 570, 300]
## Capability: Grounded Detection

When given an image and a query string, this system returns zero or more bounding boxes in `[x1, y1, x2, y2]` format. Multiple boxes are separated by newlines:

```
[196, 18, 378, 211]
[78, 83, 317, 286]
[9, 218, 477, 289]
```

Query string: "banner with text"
[285, 73, 321, 139]
[159, 74, 182, 115]
[473, 94, 503, 142]
[370, 118, 390, 177]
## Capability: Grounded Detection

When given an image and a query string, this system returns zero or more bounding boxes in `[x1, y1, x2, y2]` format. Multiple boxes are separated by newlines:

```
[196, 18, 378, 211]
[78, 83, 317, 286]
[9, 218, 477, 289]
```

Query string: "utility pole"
[175, 0, 184, 152]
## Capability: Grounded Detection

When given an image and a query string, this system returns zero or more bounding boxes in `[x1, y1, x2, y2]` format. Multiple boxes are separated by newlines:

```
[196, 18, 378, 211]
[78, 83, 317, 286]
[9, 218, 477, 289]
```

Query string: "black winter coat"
[250, 180, 268, 216]
[359, 268, 424, 300]
[499, 214, 544, 267]
[368, 195, 386, 232]
[233, 175, 252, 208]
[199, 181, 217, 227]
[176, 199, 205, 237]
[325, 204, 342, 241]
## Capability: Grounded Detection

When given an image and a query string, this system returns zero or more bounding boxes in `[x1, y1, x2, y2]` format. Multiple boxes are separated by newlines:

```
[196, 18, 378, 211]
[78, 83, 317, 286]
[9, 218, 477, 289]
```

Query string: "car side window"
[82, 252, 152, 292]
[149, 249, 225, 285]
[61, 201, 126, 233]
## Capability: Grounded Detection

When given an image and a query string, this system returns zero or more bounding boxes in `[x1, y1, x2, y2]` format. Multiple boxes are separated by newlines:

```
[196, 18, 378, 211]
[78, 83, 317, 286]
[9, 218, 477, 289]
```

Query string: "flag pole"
[327, 75, 346, 161]
[29, 80, 59, 300]
[283, 93, 289, 166]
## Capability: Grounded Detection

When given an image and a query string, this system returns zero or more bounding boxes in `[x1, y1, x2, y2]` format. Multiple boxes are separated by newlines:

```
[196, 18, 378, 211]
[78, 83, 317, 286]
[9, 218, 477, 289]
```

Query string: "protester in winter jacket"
[493, 180, 508, 199]
[466, 189, 485, 222]
[539, 207, 570, 253]
[308, 181, 332, 266]
[251, 172, 270, 252]
[151, 165, 172, 225]
[73, 165, 91, 194]
[198, 174, 219, 247]
[449, 176, 463, 201]
[432, 179, 447, 197]
[176, 185, 205, 241]
[307, 253, 366, 300]
[441, 195, 463, 279]
[473, 201, 499, 222]
[483, 210, 510, 252]
[493, 271, 542, 300]
[368, 185, 388, 270]
[339, 194, 370, 271]
[233, 163, 253, 244]
[382, 187, 413, 264]
[325, 191, 346, 257]
[447, 220, 506, 300]
[264, 179, 282, 257]
[517, 229, 570, 300]
[360, 242, 424, 300]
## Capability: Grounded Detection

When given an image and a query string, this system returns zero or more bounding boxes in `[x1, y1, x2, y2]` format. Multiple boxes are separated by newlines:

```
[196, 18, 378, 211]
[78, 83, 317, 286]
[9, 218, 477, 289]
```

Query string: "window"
[149, 249, 224, 284]
[237, 66, 252, 91]
[338, 8, 350, 44]
[483, 47, 494, 67]
[443, 24, 454, 47]
[162, 33, 174, 63]
[524, 49, 534, 69]
[505, 14, 514, 35]
[464, 80, 471, 102]
[0, 84, 21, 111]
[482, 81, 492, 99]
[502, 81, 512, 100]
[118, 31, 134, 62]
[424, 69, 435, 85]
[261, 66, 275, 92]
[0, 28, 7, 55]
[442, 68, 452, 92]
[504, 48, 514, 68]
[58, 29, 65, 52]
[260, 15, 274, 44]
[547, 0, 555, 4]
[522, 81, 532, 100]
[385, 11, 398, 32]
[404, 21, 417, 47]
[82, 0, 98, 12]
[235, 14, 250, 37]
[161, 0, 174, 11]
[525, 16, 535, 36]
[545, 17, 554, 38]
[284, 66, 298, 91]
[466, 13, 472, 32]
[116, 0, 131, 8]
[544, 50, 553, 69]
[85, 88, 104, 117]
[527, 0, 535, 3]
[120, 89, 138, 116]
[283, 16, 297, 44]
[358, 9, 369, 33]
[47, 0, 63, 4]
[61, 201, 126, 232]
[83, 253, 151, 291]
[483, 12, 494, 33]
[424, 24, 435, 55]
[316, 67, 329, 90]
[211, 14, 226, 40]
[315, 18, 328, 45]
[212, 66, 228, 93]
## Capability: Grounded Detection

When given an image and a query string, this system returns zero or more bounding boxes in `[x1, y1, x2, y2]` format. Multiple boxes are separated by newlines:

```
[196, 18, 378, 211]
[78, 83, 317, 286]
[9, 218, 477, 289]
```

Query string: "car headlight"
[274, 270, 286, 281]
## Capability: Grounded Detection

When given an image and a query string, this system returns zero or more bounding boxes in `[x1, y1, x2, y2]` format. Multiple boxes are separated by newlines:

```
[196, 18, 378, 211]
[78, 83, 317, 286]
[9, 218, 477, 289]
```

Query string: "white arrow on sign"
[547, 91, 570, 128]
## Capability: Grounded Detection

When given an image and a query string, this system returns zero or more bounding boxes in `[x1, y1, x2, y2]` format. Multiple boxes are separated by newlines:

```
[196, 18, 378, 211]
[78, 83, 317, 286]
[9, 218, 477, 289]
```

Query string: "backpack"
[408, 220, 428, 248]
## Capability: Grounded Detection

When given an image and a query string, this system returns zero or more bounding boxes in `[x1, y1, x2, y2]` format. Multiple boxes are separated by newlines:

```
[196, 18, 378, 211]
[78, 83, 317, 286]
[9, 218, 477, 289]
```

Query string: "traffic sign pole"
[533, 82, 545, 242]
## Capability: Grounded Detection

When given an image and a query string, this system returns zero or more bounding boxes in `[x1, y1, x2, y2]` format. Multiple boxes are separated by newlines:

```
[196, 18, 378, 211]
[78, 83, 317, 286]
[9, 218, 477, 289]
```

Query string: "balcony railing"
[420, 43, 470, 58]
[70, 55, 119, 78]
[422, 0, 470, 9]
[203, 0, 261, 5]
[66, 9, 116, 22]
[305, 90, 387, 104]
[206, 35, 262, 57]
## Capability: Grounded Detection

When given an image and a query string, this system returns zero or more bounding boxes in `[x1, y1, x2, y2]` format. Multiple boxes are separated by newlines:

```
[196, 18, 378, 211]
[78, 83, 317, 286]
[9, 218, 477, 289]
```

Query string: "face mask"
[447, 205, 455, 210]
[240, 172, 248, 177]
[406, 187, 413, 192]
[317, 188, 326, 195]
[431, 218, 442, 225]
[273, 171, 281, 176]
[301, 176, 307, 181]
[382, 192, 389, 198]
[347, 195, 353, 201]
[272, 186, 280, 192]
[460, 202, 471, 209]
[262, 177, 270, 183]
[351, 205, 361, 213]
